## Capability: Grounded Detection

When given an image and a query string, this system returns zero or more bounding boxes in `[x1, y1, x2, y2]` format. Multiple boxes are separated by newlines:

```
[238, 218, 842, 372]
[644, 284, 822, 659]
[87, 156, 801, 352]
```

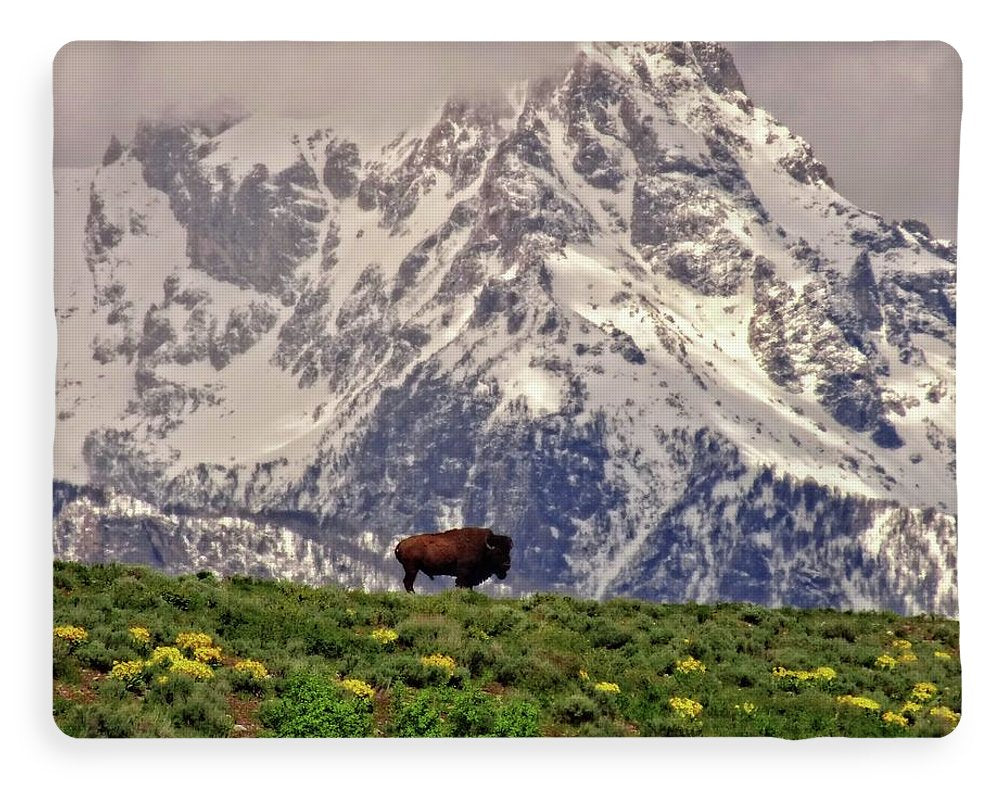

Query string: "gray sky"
[54, 41, 961, 240]
[727, 42, 961, 241]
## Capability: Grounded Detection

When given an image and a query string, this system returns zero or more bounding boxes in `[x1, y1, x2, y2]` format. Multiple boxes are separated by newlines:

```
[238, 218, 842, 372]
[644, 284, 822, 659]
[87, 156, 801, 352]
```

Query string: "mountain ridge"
[53, 42, 957, 614]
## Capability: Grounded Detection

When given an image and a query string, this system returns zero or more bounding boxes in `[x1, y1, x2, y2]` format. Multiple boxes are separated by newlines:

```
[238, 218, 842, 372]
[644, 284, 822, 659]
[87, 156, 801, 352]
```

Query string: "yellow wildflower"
[421, 653, 457, 674]
[882, 711, 908, 728]
[594, 681, 621, 694]
[898, 652, 918, 664]
[675, 656, 706, 674]
[891, 638, 912, 651]
[147, 646, 184, 667]
[339, 678, 376, 700]
[233, 659, 269, 680]
[929, 706, 960, 728]
[176, 632, 214, 651]
[910, 682, 938, 702]
[371, 627, 399, 645]
[128, 626, 151, 645]
[193, 646, 224, 665]
[53, 625, 88, 645]
[170, 658, 214, 680]
[156, 675, 169, 685]
[875, 654, 897, 670]
[578, 669, 590, 681]
[772, 666, 837, 684]
[934, 651, 952, 661]
[146, 645, 217, 680]
[900, 702, 922, 721]
[836, 695, 881, 712]
[109, 659, 146, 686]
[735, 702, 757, 715]
[669, 697, 703, 718]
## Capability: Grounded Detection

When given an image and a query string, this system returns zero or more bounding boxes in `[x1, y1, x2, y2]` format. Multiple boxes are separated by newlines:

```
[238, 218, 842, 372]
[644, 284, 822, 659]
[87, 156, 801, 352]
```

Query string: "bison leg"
[402, 566, 418, 593]
[455, 563, 480, 589]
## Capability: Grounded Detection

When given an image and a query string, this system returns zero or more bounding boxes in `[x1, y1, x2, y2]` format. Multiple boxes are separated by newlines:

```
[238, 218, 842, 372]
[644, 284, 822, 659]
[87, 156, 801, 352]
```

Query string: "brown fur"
[394, 527, 513, 593]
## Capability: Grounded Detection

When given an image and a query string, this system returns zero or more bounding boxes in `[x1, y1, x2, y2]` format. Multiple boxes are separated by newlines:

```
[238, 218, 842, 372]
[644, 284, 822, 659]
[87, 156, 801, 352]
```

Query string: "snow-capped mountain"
[53, 42, 957, 615]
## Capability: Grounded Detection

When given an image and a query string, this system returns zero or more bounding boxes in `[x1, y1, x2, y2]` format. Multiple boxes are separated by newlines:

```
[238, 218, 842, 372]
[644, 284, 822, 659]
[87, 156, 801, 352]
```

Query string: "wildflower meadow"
[52, 561, 960, 738]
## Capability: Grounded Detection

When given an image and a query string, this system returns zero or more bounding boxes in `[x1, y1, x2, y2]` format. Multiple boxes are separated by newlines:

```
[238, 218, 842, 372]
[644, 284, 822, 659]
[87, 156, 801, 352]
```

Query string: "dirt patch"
[620, 720, 640, 736]
[373, 690, 393, 736]
[53, 669, 101, 705]
[227, 694, 262, 737]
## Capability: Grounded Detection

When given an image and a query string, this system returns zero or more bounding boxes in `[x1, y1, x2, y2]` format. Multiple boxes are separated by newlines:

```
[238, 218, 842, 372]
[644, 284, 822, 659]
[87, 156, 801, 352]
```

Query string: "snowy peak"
[54, 43, 957, 614]
[355, 98, 507, 233]
[585, 41, 747, 96]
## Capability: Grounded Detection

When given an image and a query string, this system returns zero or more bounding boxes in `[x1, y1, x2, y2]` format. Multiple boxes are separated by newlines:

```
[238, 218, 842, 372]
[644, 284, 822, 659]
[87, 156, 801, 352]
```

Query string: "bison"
[394, 527, 513, 592]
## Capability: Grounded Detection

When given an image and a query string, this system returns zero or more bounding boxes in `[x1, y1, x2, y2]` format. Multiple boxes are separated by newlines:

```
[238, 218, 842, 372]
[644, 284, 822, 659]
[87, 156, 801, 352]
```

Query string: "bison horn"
[485, 533, 496, 550]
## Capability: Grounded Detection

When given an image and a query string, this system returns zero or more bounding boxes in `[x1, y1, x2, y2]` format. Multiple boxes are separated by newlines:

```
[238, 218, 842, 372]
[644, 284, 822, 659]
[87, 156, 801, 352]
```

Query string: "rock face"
[322, 140, 361, 199]
[53, 42, 957, 614]
[357, 100, 506, 233]
[102, 135, 123, 167]
[131, 126, 327, 298]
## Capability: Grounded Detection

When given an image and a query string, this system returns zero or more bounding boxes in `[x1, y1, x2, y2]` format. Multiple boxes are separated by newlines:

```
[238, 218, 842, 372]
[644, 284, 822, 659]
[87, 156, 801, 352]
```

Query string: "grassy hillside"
[52, 561, 961, 738]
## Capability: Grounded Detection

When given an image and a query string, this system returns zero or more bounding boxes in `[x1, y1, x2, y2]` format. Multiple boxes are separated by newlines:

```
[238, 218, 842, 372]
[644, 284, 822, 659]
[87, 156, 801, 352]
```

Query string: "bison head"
[484, 531, 514, 579]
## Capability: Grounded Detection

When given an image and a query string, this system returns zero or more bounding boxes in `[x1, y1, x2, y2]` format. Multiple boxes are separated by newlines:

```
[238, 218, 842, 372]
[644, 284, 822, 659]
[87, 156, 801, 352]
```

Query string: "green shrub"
[492, 700, 541, 737]
[640, 714, 704, 737]
[455, 640, 501, 679]
[259, 674, 373, 737]
[930, 623, 960, 650]
[110, 577, 157, 610]
[53, 569, 76, 592]
[492, 655, 531, 687]
[356, 654, 413, 689]
[740, 606, 767, 626]
[59, 700, 144, 738]
[160, 590, 192, 611]
[647, 625, 675, 645]
[385, 654, 458, 688]
[230, 667, 269, 697]
[696, 624, 740, 661]
[303, 623, 353, 659]
[52, 641, 81, 684]
[395, 615, 464, 656]
[146, 672, 196, 707]
[465, 605, 520, 637]
[390, 688, 451, 737]
[74, 640, 117, 672]
[629, 613, 658, 635]
[554, 694, 597, 725]
[576, 720, 631, 737]
[819, 621, 858, 643]
[169, 684, 233, 737]
[447, 690, 498, 736]
[499, 656, 564, 694]
[389, 688, 534, 738]
[586, 619, 632, 650]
